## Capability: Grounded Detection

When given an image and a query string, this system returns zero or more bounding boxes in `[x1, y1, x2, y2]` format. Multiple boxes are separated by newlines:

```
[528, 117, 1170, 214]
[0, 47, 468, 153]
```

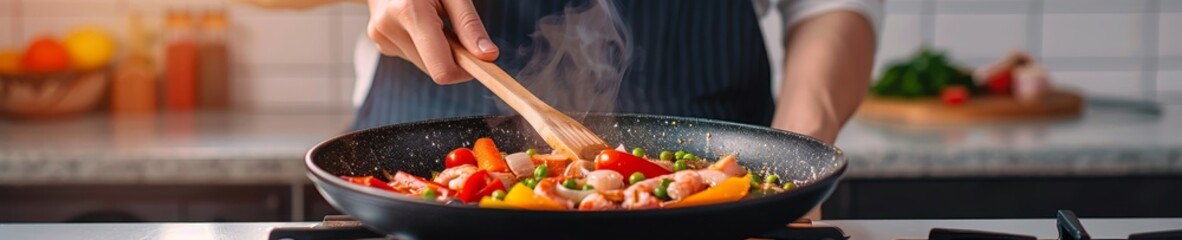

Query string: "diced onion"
[505, 152, 534, 178]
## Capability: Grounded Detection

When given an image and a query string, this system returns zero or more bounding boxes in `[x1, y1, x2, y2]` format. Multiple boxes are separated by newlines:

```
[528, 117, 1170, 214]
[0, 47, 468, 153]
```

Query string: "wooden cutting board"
[856, 90, 1083, 124]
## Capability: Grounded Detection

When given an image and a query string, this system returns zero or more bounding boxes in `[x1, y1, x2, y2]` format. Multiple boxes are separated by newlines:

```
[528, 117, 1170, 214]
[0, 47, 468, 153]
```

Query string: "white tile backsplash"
[0, 16, 12, 49]
[7, 0, 1182, 112]
[230, 14, 333, 65]
[1052, 71, 1143, 96]
[1042, 14, 1144, 58]
[934, 0, 1032, 14]
[19, 16, 125, 46]
[933, 14, 1027, 58]
[1158, 71, 1182, 92]
[1042, 0, 1150, 14]
[1160, 13, 1182, 56]
[875, 14, 923, 74]
[884, 0, 924, 14]
[20, 0, 120, 17]
[336, 14, 368, 67]
[233, 64, 334, 111]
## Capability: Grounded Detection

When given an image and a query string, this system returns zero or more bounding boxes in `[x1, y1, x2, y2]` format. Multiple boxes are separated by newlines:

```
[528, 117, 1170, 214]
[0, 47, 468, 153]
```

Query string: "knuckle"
[456, 11, 485, 32]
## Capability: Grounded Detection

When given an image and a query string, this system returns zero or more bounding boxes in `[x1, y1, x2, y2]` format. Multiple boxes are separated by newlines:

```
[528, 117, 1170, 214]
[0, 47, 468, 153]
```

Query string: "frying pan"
[305, 113, 847, 239]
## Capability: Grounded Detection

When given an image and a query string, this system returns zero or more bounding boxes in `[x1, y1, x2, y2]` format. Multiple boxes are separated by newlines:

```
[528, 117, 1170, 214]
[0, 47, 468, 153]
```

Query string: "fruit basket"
[1, 27, 116, 120]
[0, 70, 108, 120]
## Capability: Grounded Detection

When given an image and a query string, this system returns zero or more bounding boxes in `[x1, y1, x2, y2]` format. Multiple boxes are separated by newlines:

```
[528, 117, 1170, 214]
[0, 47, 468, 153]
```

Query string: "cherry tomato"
[940, 85, 969, 106]
[446, 148, 478, 169]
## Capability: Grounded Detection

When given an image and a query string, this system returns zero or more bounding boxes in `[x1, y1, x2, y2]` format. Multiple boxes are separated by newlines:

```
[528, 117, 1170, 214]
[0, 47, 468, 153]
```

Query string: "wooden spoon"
[448, 38, 611, 161]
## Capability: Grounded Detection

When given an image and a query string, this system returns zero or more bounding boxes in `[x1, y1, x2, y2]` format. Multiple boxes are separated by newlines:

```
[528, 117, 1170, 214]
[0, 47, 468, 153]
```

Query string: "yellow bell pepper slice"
[665, 175, 751, 208]
[478, 196, 518, 209]
[501, 183, 566, 211]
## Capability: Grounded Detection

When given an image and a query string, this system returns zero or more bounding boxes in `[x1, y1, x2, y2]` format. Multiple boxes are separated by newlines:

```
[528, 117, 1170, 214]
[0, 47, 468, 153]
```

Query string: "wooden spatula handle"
[448, 38, 557, 128]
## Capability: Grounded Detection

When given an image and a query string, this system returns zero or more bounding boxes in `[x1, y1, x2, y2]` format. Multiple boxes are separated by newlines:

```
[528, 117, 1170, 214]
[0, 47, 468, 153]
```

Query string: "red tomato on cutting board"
[21, 37, 72, 73]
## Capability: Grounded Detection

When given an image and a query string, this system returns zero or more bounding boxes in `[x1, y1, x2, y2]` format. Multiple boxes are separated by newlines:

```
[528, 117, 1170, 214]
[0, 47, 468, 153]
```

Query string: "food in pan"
[340, 137, 797, 211]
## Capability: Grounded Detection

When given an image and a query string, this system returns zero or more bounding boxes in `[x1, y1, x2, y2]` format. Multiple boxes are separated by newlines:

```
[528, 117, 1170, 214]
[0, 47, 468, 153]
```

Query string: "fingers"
[405, 6, 473, 85]
[368, 0, 474, 85]
[441, 0, 499, 61]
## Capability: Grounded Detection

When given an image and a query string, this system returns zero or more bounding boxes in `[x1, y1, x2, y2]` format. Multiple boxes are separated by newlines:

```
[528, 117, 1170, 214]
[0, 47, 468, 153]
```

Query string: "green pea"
[533, 165, 549, 179]
[782, 182, 795, 191]
[673, 159, 689, 172]
[629, 172, 646, 185]
[659, 151, 673, 161]
[422, 188, 438, 201]
[632, 147, 645, 157]
[683, 153, 695, 161]
[523, 178, 538, 189]
[653, 179, 672, 200]
[491, 189, 507, 200]
[562, 178, 578, 189]
[764, 174, 780, 184]
[674, 150, 686, 160]
[582, 185, 595, 191]
[526, 148, 538, 157]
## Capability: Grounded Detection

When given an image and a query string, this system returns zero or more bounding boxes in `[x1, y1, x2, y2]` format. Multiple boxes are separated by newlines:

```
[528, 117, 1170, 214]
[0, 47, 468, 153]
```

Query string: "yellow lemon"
[64, 26, 117, 70]
[0, 49, 21, 74]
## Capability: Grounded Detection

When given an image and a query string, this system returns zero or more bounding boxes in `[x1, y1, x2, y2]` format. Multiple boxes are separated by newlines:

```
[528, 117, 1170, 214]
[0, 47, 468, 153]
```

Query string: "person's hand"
[366, 0, 500, 84]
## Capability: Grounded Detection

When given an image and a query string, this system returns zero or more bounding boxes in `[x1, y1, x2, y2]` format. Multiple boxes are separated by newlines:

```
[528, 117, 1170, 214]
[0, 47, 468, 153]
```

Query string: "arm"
[771, 10, 876, 144]
[234, 0, 364, 10]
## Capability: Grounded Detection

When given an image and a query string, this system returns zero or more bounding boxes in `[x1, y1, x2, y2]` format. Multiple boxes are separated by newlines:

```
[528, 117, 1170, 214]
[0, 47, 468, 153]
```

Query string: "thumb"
[441, 0, 499, 61]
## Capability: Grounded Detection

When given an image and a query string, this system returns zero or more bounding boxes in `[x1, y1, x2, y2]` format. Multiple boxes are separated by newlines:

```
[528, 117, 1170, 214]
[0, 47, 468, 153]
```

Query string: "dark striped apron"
[353, 0, 773, 130]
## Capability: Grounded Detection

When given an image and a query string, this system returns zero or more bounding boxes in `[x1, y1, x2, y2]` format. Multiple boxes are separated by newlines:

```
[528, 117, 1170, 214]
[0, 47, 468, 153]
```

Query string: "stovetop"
[268, 210, 1182, 240]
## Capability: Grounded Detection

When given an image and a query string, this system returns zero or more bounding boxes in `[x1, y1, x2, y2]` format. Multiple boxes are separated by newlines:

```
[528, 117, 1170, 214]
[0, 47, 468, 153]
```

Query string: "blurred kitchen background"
[1, 0, 1179, 222]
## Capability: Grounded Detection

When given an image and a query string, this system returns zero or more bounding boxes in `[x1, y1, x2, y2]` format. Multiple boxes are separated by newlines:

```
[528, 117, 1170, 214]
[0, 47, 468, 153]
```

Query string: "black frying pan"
[305, 113, 847, 239]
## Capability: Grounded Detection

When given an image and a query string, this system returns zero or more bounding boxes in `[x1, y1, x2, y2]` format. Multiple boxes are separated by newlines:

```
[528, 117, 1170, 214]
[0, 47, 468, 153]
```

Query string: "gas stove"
[268, 210, 1182, 240]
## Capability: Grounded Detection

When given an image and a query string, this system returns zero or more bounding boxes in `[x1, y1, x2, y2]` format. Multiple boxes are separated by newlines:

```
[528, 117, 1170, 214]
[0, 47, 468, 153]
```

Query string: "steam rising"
[511, 0, 632, 118]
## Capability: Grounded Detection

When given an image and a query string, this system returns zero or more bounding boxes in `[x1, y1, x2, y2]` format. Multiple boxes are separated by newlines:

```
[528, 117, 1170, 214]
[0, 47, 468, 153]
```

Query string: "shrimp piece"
[534, 178, 574, 209]
[696, 169, 729, 187]
[666, 171, 707, 201]
[622, 187, 662, 209]
[577, 193, 619, 211]
[433, 164, 478, 190]
[708, 155, 747, 177]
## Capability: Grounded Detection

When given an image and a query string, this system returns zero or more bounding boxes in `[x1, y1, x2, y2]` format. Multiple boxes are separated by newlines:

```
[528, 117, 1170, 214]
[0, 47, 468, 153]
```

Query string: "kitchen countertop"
[0, 112, 354, 184]
[2, 218, 1180, 239]
[0, 103, 1179, 184]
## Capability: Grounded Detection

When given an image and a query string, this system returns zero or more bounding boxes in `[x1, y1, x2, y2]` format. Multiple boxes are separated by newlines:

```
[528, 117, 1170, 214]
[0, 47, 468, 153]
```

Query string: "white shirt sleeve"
[776, 0, 883, 39]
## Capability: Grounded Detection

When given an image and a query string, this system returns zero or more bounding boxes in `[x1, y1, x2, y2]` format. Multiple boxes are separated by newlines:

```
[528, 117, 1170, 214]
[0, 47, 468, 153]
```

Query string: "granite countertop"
[1, 103, 1179, 185]
[0, 112, 354, 184]
[836, 103, 1182, 178]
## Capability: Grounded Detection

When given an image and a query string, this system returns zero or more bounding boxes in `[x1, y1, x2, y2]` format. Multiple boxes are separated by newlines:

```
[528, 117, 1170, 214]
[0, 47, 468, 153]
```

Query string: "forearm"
[772, 10, 876, 144]
[234, 0, 364, 10]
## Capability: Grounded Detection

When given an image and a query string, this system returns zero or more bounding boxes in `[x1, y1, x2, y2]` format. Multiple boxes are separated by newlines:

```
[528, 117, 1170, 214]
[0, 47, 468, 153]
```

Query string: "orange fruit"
[0, 49, 21, 74]
[21, 36, 72, 73]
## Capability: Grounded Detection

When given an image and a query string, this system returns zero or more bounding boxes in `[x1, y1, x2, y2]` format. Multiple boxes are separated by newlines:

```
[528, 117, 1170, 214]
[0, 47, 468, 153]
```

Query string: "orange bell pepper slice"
[664, 175, 751, 208]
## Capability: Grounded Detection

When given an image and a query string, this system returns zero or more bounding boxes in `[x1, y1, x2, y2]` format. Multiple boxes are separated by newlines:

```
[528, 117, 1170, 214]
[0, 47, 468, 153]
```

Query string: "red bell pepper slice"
[594, 149, 672, 180]
[341, 176, 398, 192]
[457, 170, 490, 203]
[476, 178, 505, 199]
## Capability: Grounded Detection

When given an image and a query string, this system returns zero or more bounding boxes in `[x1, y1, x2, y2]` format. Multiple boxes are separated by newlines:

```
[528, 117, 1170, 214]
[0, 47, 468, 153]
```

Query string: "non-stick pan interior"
[311, 113, 843, 189]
